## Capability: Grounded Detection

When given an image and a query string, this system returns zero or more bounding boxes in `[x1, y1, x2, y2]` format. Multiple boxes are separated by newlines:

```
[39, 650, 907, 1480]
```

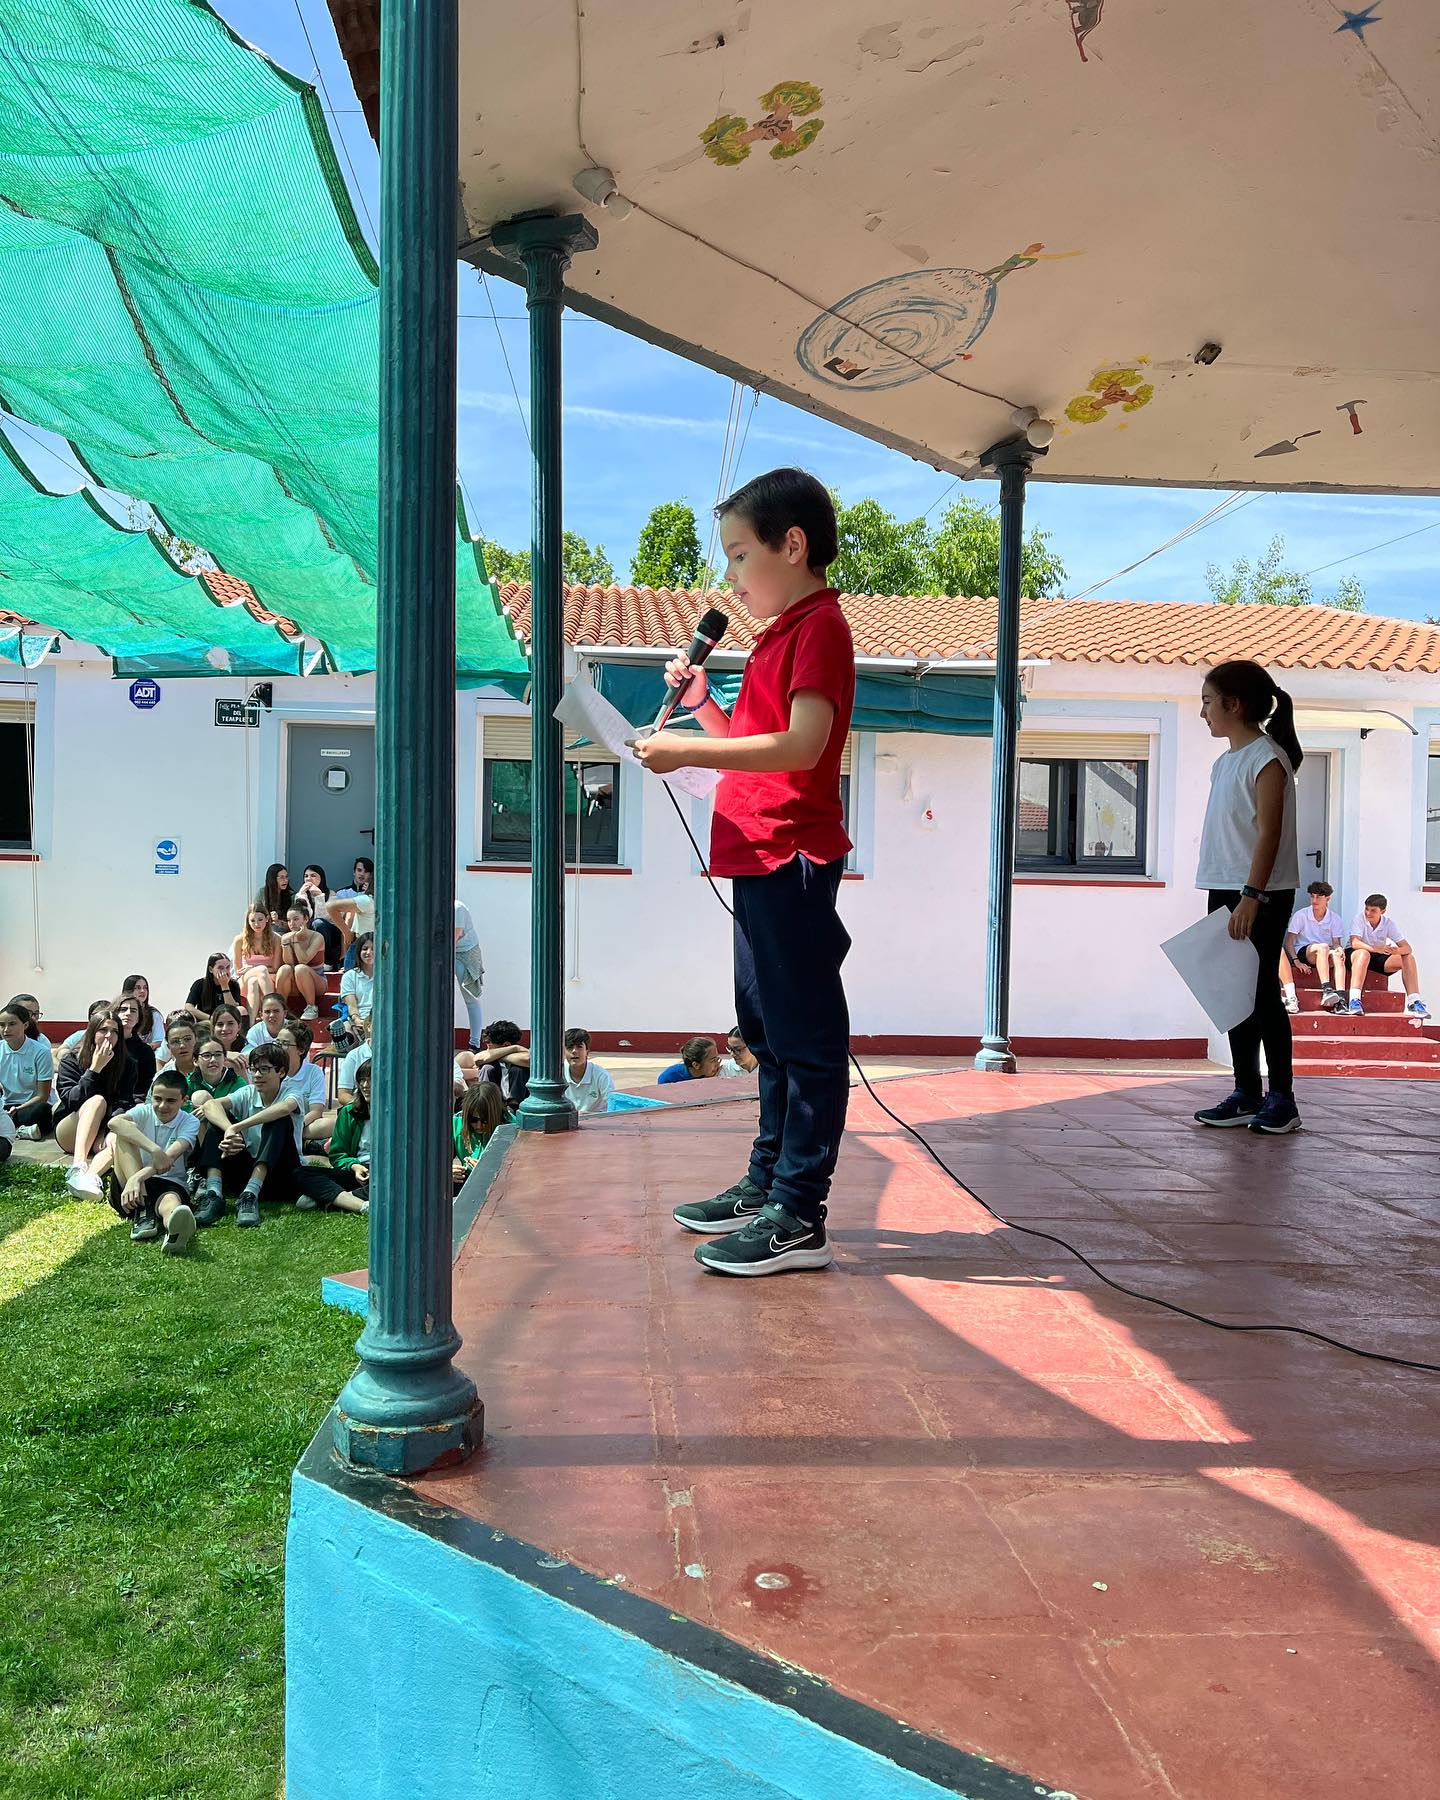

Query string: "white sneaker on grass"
[66, 1165, 103, 1198]
[16, 1125, 42, 1141]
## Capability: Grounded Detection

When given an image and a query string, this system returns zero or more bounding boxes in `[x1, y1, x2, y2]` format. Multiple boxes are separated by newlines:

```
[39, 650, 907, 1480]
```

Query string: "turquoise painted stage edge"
[285, 1422, 1065, 1800]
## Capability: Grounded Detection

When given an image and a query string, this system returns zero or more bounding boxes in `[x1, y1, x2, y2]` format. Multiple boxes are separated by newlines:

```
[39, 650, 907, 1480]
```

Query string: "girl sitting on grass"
[54, 1010, 135, 1195]
[328, 1058, 375, 1203]
[452, 1079, 505, 1182]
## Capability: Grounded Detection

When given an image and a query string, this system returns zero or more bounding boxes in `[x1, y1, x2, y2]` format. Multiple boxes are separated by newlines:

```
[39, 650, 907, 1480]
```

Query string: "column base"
[973, 1041, 1018, 1074]
[516, 1084, 579, 1132]
[333, 1364, 483, 1475]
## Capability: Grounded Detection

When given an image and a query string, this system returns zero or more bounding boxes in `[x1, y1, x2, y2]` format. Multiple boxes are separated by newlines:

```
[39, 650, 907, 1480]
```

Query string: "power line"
[1067, 491, 1265, 601]
[1302, 519, 1440, 580]
[290, 0, 377, 245]
[479, 272, 532, 453]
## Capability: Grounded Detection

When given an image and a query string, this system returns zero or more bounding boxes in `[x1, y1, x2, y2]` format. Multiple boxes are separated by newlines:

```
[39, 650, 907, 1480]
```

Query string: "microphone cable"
[657, 780, 1440, 1374]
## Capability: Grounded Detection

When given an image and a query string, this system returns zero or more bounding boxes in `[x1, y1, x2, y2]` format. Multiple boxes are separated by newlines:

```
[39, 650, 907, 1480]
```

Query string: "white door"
[1295, 753, 1330, 883]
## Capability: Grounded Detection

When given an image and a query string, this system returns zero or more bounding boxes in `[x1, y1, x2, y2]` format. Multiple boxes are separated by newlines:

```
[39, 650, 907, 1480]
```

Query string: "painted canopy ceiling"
[443, 0, 1438, 494]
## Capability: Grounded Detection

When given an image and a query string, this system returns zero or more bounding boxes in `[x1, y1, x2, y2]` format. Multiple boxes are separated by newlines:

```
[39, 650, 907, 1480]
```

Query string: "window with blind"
[480, 714, 622, 866]
[1427, 750, 1440, 883]
[1016, 731, 1149, 875]
[0, 695, 35, 849]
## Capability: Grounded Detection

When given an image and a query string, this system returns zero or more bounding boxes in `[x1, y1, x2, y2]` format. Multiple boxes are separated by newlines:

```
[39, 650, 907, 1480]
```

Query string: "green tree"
[830, 496, 929, 596]
[924, 497, 1067, 599]
[1205, 535, 1364, 611]
[480, 533, 616, 587]
[630, 501, 707, 589]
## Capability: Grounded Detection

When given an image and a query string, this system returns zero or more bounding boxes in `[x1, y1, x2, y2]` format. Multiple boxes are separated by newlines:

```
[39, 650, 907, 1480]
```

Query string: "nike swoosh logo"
[769, 1232, 812, 1251]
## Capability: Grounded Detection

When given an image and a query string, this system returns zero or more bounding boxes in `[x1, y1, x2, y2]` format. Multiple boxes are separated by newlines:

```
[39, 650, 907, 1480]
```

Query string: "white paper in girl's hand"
[1161, 908, 1260, 1034]
[553, 682, 721, 799]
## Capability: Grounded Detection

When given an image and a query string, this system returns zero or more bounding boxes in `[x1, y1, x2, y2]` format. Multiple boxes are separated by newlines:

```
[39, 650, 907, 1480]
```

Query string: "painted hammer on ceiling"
[1337, 399, 1365, 435]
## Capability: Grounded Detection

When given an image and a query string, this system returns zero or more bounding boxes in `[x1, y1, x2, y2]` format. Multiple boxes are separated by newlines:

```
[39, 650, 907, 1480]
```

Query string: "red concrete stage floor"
[408, 1070, 1440, 1798]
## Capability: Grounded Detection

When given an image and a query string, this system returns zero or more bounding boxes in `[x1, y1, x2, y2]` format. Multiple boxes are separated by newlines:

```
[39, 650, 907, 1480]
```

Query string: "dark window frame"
[1016, 756, 1148, 876]
[481, 755, 622, 867]
[1426, 752, 1440, 884]
[0, 718, 34, 850]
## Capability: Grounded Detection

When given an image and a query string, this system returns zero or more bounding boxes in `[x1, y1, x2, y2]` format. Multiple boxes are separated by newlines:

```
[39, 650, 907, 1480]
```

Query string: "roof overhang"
[405, 1, 1440, 496]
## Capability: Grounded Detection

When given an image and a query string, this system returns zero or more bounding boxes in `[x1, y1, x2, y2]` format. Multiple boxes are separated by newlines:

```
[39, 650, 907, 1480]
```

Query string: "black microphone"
[652, 606, 728, 730]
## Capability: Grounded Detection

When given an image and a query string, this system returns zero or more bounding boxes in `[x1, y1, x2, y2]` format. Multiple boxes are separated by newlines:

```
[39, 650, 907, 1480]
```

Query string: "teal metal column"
[974, 436, 1035, 1075]
[490, 213, 596, 1133]
[333, 0, 481, 1472]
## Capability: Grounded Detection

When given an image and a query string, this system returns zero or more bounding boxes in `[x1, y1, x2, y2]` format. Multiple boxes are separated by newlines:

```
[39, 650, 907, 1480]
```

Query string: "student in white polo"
[1283, 881, 1346, 1013]
[1348, 894, 1429, 1018]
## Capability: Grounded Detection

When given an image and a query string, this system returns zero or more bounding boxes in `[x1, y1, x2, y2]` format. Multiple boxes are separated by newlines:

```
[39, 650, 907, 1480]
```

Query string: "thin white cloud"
[458, 390, 880, 456]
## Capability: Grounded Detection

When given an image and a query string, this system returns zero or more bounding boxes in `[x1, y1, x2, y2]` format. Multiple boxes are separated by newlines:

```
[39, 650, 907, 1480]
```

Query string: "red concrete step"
[1290, 1011, 1434, 1039]
[1295, 990, 1406, 1015]
[1293, 1031, 1440, 1063]
[1296, 1056, 1440, 1079]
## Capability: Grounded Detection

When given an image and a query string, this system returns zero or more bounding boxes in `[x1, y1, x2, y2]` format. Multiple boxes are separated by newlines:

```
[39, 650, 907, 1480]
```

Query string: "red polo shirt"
[709, 588, 856, 878]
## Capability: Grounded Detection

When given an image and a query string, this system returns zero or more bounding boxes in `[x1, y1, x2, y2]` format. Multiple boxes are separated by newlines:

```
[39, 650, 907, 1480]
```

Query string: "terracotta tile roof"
[497, 583, 1440, 675]
[201, 571, 304, 640]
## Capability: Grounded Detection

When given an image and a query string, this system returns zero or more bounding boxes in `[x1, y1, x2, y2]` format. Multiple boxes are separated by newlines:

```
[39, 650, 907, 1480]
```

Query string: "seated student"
[474, 1020, 531, 1115]
[276, 903, 327, 1020]
[262, 862, 294, 931]
[232, 901, 283, 1017]
[298, 864, 344, 969]
[335, 933, 375, 1042]
[0, 1102, 13, 1165]
[276, 1022, 329, 1146]
[161, 1017, 201, 1093]
[245, 991, 289, 1050]
[209, 1002, 251, 1080]
[564, 1027, 615, 1114]
[190, 1043, 348, 1228]
[120, 975, 166, 1056]
[1284, 881, 1347, 1013]
[111, 992, 158, 1100]
[453, 899, 486, 1052]
[183, 952, 248, 1023]
[336, 1016, 372, 1108]
[189, 1035, 245, 1108]
[1348, 894, 1430, 1018]
[452, 1046, 478, 1102]
[62, 999, 112, 1053]
[453, 1079, 505, 1180]
[2, 1000, 56, 1140]
[328, 857, 376, 965]
[54, 1009, 136, 1196]
[106, 1069, 200, 1254]
[328, 1059, 379, 1204]
[719, 1025, 759, 1076]
[657, 1036, 721, 1085]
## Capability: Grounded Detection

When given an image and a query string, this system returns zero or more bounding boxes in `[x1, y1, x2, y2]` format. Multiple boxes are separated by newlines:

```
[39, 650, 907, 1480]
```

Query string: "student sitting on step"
[209, 1003, 251, 1081]
[182, 952, 249, 1024]
[1347, 895, 1430, 1019]
[277, 903, 328, 1020]
[233, 900, 283, 1017]
[474, 1020, 531, 1116]
[245, 991, 289, 1051]
[276, 1021, 330, 1147]
[160, 1016, 201, 1094]
[106, 1069, 200, 1255]
[55, 1009, 136, 1196]
[1283, 881, 1347, 1014]
[1, 1000, 54, 1141]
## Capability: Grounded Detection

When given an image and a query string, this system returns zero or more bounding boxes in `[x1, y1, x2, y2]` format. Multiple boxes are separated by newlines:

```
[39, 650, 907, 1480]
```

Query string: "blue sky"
[223, 0, 1439, 619]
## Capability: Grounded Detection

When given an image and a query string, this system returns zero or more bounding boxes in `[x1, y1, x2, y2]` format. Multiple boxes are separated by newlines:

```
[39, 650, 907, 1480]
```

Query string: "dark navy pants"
[733, 855, 851, 1225]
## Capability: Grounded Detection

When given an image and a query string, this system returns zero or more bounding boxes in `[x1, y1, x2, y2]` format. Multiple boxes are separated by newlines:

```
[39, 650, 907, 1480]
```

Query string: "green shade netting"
[0, 432, 300, 672]
[0, 625, 59, 663]
[589, 663, 997, 737]
[0, 0, 524, 681]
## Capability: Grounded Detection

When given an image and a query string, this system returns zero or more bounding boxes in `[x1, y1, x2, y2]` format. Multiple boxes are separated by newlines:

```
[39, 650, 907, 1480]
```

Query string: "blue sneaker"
[1348, 996, 1365, 1016]
[1249, 1093, 1302, 1135]
[1406, 997, 1430, 1019]
[1193, 1089, 1262, 1128]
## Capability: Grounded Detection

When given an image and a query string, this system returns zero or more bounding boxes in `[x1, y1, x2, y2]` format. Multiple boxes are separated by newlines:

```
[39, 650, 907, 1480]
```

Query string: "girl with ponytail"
[1193, 659, 1303, 1135]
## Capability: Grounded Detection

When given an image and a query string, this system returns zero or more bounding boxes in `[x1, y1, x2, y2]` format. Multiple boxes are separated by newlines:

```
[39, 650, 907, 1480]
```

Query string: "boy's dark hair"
[716, 467, 837, 572]
[284, 1019, 315, 1054]
[165, 1017, 196, 1043]
[1365, 892, 1388, 910]
[248, 1042, 288, 1076]
[1307, 880, 1333, 898]
[151, 1068, 187, 1098]
[563, 1028, 591, 1051]
[680, 1035, 717, 1069]
[485, 1020, 523, 1047]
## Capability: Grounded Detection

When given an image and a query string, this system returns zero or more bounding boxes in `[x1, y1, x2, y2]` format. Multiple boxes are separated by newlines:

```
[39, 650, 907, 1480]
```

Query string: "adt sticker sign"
[153, 837, 181, 877]
[129, 679, 162, 711]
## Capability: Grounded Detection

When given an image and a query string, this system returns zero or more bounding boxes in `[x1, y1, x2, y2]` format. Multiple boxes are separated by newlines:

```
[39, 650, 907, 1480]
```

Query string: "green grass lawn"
[0, 1160, 367, 1799]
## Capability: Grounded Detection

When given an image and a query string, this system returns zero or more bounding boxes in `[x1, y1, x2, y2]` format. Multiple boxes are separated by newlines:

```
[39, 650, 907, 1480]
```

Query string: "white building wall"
[4, 653, 1437, 1048]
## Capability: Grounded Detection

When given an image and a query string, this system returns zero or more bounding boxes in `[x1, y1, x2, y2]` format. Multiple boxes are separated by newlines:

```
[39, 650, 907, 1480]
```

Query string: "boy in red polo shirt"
[632, 468, 855, 1276]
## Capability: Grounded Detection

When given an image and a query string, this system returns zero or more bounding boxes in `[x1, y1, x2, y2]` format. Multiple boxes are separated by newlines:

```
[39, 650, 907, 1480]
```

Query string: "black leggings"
[196, 1117, 343, 1207]
[11, 1097, 53, 1135]
[1208, 889, 1295, 1097]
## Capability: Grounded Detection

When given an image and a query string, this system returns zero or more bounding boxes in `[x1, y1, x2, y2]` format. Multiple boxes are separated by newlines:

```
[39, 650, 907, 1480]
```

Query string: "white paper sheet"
[553, 680, 721, 800]
[1160, 907, 1261, 1034]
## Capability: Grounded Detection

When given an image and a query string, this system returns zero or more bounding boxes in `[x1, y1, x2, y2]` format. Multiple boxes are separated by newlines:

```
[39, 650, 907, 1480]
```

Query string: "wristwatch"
[1241, 885, 1263, 901]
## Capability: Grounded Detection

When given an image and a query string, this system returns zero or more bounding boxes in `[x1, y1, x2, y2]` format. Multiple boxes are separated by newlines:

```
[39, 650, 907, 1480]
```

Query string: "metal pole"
[975, 436, 1036, 1074]
[333, 0, 481, 1473]
[490, 213, 596, 1133]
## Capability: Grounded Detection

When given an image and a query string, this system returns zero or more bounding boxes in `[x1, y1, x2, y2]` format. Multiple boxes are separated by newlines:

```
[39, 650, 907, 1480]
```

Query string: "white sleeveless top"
[1195, 735, 1299, 892]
